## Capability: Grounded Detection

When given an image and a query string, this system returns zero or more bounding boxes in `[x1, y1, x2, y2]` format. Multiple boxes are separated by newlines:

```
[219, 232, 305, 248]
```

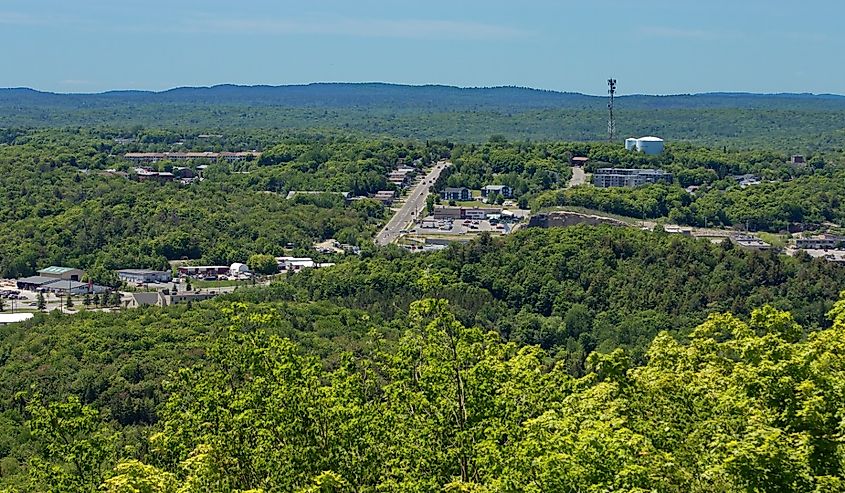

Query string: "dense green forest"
[3, 116, 845, 490]
[535, 169, 845, 232]
[2, 228, 845, 490]
[5, 127, 845, 284]
[0, 130, 457, 280]
[3, 84, 845, 147]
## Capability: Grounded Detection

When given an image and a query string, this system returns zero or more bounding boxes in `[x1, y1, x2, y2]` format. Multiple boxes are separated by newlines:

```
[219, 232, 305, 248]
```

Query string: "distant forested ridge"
[3, 83, 845, 146]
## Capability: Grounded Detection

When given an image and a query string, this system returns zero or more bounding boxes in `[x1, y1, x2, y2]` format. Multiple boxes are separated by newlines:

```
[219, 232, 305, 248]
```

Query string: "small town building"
[796, 234, 845, 250]
[276, 257, 316, 272]
[791, 155, 806, 165]
[481, 185, 512, 199]
[38, 266, 85, 282]
[664, 225, 693, 236]
[593, 168, 673, 188]
[16, 276, 62, 291]
[570, 156, 590, 166]
[732, 234, 772, 251]
[441, 187, 471, 202]
[47, 281, 107, 296]
[230, 263, 251, 277]
[177, 266, 230, 278]
[117, 269, 173, 284]
[433, 206, 502, 221]
[374, 190, 397, 205]
[387, 169, 414, 188]
[731, 174, 762, 188]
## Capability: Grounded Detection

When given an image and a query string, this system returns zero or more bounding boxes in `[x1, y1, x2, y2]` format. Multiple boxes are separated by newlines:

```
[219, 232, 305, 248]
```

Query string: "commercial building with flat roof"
[16, 276, 62, 291]
[796, 234, 845, 250]
[117, 269, 173, 284]
[593, 168, 673, 188]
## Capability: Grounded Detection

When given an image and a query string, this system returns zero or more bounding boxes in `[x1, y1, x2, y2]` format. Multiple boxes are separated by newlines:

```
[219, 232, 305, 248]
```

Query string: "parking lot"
[411, 217, 513, 236]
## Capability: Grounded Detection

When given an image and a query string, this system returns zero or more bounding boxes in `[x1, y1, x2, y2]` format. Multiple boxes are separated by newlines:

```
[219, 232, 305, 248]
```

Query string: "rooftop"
[17, 276, 62, 286]
[38, 266, 79, 275]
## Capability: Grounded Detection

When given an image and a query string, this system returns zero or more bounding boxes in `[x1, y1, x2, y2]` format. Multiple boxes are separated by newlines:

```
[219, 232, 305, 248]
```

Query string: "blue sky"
[2, 0, 840, 94]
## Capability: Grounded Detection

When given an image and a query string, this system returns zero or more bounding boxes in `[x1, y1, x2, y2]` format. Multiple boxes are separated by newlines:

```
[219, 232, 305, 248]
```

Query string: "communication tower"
[607, 78, 617, 142]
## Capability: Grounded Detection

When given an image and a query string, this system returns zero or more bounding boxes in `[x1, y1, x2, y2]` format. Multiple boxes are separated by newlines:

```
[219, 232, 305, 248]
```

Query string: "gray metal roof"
[17, 276, 62, 286]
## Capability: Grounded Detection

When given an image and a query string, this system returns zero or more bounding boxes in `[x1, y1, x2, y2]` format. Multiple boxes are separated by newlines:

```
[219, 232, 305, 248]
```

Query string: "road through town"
[375, 160, 451, 246]
[569, 165, 587, 187]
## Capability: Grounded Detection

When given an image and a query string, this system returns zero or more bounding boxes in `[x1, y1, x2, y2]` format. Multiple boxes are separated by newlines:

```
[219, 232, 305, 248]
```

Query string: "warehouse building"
[16, 276, 63, 291]
[38, 266, 85, 282]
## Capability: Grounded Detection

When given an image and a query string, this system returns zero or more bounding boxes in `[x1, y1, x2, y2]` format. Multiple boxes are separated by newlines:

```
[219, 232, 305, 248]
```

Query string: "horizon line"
[2, 82, 844, 99]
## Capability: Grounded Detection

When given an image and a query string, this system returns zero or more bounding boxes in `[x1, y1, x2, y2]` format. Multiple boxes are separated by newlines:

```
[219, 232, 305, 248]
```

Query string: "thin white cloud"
[181, 16, 529, 41]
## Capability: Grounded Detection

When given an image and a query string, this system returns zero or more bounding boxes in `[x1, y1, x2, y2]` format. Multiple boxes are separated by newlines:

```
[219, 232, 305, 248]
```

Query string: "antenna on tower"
[607, 78, 617, 142]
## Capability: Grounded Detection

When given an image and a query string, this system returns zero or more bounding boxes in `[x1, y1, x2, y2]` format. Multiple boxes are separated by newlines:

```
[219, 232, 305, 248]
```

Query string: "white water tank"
[636, 136, 664, 155]
[625, 138, 638, 151]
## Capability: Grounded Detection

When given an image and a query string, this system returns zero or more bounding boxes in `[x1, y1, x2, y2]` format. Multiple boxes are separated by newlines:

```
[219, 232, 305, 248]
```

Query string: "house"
[796, 234, 845, 250]
[481, 185, 512, 199]
[441, 187, 471, 201]
[177, 266, 229, 278]
[570, 156, 590, 166]
[791, 155, 806, 165]
[374, 190, 397, 205]
[117, 269, 173, 284]
[731, 174, 761, 188]
[593, 169, 673, 188]
[173, 167, 196, 179]
[38, 266, 85, 282]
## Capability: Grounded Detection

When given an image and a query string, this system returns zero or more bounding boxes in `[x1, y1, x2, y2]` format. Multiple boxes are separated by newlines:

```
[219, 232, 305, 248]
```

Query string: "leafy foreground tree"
[22, 298, 845, 492]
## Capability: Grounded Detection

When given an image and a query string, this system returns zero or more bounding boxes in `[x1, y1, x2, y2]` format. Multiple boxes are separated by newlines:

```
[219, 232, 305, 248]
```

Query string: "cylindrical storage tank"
[625, 138, 638, 151]
[636, 136, 664, 155]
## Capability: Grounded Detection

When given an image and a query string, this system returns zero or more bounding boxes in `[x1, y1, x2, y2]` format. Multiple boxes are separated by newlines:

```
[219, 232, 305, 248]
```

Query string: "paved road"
[376, 160, 451, 246]
[569, 165, 587, 187]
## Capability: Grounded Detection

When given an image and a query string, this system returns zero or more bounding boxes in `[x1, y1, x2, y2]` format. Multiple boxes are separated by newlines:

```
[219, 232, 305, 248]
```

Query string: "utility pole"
[607, 78, 617, 142]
